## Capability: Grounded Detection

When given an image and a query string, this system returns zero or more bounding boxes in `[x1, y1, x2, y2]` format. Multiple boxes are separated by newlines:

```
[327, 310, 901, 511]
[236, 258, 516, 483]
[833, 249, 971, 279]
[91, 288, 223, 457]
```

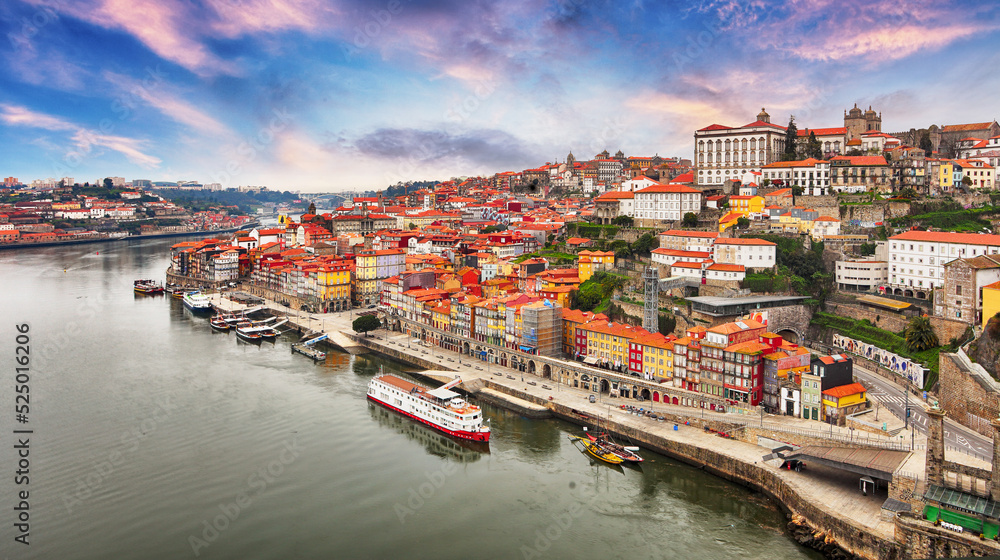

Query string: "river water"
[0, 238, 822, 559]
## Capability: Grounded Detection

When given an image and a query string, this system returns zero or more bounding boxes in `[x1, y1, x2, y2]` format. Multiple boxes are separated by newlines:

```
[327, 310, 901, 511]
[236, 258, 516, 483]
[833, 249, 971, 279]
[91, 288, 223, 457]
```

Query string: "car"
[367, 304, 376, 309]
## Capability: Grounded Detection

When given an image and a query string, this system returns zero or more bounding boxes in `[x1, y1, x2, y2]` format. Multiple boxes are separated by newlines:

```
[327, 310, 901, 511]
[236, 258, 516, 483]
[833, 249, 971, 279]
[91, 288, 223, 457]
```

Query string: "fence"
[727, 417, 914, 451]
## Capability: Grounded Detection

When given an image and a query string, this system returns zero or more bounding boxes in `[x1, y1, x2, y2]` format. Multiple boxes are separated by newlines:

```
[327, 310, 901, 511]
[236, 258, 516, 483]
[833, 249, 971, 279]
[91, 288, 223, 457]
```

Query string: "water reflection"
[367, 402, 487, 462]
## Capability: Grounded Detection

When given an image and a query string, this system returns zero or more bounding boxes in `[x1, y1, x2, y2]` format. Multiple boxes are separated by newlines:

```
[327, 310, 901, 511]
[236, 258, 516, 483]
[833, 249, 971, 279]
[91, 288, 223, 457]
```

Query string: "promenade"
[206, 291, 957, 558]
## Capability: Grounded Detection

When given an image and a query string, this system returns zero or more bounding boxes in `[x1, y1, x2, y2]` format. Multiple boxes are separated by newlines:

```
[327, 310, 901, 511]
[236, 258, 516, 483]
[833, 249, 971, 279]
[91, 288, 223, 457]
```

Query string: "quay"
[205, 291, 998, 560]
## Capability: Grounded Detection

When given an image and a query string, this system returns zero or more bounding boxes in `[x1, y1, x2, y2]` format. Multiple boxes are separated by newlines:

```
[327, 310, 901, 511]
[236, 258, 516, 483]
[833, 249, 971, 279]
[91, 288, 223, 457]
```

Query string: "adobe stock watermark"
[188, 439, 302, 556]
[393, 461, 458, 523]
[342, 0, 408, 61]
[7, 0, 60, 50]
[211, 108, 293, 187]
[520, 482, 600, 559]
[61, 395, 178, 514]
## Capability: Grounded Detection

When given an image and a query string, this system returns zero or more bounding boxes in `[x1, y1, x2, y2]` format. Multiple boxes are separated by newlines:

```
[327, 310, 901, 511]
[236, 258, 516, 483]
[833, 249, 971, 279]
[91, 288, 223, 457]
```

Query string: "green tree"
[806, 131, 822, 159]
[103, 177, 113, 189]
[612, 215, 634, 226]
[408, 222, 416, 230]
[682, 212, 698, 228]
[904, 316, 939, 352]
[919, 132, 933, 156]
[736, 217, 750, 229]
[631, 232, 657, 256]
[609, 240, 632, 258]
[658, 313, 676, 336]
[353, 314, 381, 336]
[782, 116, 798, 161]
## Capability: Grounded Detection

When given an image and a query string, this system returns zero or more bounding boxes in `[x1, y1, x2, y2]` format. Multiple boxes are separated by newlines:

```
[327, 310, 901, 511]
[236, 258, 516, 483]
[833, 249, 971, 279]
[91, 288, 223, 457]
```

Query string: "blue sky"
[2, 0, 999, 192]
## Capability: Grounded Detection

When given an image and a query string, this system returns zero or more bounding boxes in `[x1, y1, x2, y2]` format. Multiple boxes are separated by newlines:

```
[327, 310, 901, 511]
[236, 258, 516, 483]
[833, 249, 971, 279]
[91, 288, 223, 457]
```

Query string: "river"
[0, 238, 822, 559]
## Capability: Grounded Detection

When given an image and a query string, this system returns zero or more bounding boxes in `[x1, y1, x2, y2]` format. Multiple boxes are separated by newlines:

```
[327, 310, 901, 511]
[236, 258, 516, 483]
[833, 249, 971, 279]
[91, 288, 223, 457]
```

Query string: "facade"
[936, 256, 1000, 324]
[835, 259, 889, 292]
[694, 108, 787, 187]
[712, 237, 777, 271]
[632, 182, 702, 224]
[760, 158, 831, 195]
[843, 104, 882, 140]
[356, 248, 406, 306]
[658, 230, 718, 252]
[829, 155, 890, 193]
[593, 191, 634, 224]
[887, 231, 1000, 299]
[822, 382, 868, 426]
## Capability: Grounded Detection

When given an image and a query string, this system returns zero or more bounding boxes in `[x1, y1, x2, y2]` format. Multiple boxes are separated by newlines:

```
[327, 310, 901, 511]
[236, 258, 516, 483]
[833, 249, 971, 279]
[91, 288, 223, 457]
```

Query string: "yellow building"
[636, 332, 675, 381]
[317, 263, 352, 311]
[718, 211, 742, 232]
[580, 321, 639, 370]
[939, 160, 954, 191]
[428, 300, 451, 332]
[577, 250, 615, 282]
[982, 280, 1000, 329]
[821, 382, 867, 426]
[728, 195, 764, 217]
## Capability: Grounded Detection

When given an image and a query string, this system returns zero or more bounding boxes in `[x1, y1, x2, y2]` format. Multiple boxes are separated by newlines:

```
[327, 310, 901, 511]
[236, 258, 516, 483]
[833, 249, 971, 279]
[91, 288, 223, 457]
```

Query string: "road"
[851, 361, 993, 462]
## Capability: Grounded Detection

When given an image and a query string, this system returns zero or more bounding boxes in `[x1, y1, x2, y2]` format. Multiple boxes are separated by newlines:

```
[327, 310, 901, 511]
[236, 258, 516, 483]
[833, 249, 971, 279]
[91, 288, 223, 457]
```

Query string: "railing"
[727, 417, 913, 451]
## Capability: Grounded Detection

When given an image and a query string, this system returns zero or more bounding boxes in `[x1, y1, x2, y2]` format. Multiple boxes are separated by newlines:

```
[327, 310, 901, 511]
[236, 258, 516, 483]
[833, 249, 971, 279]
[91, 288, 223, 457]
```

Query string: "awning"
[583, 356, 599, 365]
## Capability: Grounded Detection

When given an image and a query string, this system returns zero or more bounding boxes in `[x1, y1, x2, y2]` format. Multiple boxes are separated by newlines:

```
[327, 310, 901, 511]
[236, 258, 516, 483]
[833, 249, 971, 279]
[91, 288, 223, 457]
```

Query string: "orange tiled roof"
[822, 382, 866, 399]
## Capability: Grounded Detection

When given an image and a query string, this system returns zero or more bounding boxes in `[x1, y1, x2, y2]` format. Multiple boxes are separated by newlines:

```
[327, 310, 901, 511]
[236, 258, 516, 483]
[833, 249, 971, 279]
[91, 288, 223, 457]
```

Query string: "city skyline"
[2, 0, 999, 192]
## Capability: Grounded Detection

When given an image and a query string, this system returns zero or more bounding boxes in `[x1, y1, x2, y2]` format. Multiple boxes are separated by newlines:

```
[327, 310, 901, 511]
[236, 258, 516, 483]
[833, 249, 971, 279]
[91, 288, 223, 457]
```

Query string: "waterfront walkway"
[207, 291, 996, 557]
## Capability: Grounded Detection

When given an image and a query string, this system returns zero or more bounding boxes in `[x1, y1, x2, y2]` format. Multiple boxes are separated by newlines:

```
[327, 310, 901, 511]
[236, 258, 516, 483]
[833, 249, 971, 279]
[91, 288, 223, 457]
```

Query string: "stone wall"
[895, 512, 1000, 559]
[824, 300, 970, 347]
[938, 352, 1000, 438]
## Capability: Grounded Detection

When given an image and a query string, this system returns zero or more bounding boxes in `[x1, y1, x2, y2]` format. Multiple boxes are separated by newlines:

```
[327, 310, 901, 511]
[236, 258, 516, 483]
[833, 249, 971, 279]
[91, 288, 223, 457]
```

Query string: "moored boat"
[209, 316, 231, 331]
[182, 291, 212, 312]
[586, 431, 643, 463]
[367, 372, 490, 443]
[569, 435, 625, 464]
[235, 325, 263, 342]
[134, 279, 164, 294]
[166, 284, 187, 298]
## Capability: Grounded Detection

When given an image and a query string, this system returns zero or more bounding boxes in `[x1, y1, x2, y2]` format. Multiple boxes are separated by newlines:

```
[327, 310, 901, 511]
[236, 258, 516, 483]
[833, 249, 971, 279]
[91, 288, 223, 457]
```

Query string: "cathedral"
[844, 104, 882, 141]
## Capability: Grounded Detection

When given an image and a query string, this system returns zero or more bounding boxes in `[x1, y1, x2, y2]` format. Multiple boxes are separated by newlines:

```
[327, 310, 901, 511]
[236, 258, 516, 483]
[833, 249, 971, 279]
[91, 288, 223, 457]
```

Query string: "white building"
[651, 249, 711, 267]
[760, 158, 831, 196]
[795, 127, 846, 158]
[596, 159, 624, 183]
[658, 230, 718, 252]
[811, 216, 841, 240]
[632, 183, 701, 223]
[705, 263, 745, 282]
[620, 176, 661, 192]
[887, 231, 1000, 299]
[835, 259, 888, 292]
[694, 108, 787, 187]
[712, 237, 777, 270]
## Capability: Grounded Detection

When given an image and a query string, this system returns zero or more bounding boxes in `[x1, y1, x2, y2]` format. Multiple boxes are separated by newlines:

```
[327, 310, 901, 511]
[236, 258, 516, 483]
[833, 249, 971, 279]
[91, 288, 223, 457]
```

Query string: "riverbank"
[0, 225, 253, 251]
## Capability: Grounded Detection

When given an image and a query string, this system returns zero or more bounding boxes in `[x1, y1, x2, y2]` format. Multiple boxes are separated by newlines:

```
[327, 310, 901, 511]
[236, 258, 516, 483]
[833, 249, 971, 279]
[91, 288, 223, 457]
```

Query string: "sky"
[1, 0, 999, 193]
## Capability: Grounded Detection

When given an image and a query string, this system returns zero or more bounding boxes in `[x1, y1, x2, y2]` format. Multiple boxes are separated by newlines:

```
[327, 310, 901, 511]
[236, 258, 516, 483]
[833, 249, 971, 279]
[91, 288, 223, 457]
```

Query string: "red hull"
[367, 395, 491, 443]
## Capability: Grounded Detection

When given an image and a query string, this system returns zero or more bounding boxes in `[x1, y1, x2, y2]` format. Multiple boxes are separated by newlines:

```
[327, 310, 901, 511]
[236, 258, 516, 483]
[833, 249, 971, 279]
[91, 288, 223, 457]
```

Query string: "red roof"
[823, 382, 866, 399]
[715, 237, 776, 246]
[635, 183, 699, 194]
[707, 263, 745, 272]
[697, 124, 732, 132]
[830, 155, 888, 166]
[741, 119, 786, 130]
[796, 127, 847, 137]
[889, 230, 1000, 246]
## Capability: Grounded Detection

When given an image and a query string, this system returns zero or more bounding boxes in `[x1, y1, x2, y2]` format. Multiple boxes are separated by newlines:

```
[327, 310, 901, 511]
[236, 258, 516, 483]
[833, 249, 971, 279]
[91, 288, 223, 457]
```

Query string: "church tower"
[757, 107, 770, 124]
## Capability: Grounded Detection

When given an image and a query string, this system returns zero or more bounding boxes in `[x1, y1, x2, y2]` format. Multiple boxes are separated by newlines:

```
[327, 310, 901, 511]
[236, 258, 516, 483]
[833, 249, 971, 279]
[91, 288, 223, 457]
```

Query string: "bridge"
[765, 445, 911, 482]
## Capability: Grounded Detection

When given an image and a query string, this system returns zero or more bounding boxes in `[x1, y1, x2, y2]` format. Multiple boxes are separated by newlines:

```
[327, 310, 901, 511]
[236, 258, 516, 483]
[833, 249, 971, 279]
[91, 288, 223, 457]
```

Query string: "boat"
[166, 284, 187, 298]
[569, 435, 625, 464]
[292, 333, 327, 361]
[585, 431, 643, 463]
[367, 372, 490, 443]
[182, 291, 212, 312]
[235, 325, 263, 342]
[209, 316, 231, 332]
[134, 279, 164, 294]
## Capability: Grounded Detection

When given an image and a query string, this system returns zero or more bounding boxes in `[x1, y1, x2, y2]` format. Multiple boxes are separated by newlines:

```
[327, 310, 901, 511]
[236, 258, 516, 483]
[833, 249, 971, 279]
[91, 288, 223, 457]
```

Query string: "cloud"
[1, 104, 161, 168]
[353, 127, 535, 171]
[790, 24, 989, 62]
[102, 71, 231, 136]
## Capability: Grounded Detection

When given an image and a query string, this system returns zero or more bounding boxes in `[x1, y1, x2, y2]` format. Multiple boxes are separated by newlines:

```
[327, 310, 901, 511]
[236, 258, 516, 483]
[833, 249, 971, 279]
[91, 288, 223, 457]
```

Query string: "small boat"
[292, 342, 326, 361]
[569, 435, 624, 464]
[209, 316, 231, 331]
[182, 291, 212, 312]
[134, 279, 164, 294]
[586, 432, 643, 463]
[166, 284, 187, 298]
[236, 326, 263, 342]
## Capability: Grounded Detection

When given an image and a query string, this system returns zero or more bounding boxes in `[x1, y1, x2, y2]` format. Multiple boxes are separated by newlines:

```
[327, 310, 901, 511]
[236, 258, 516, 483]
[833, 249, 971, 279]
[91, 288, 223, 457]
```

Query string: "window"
[956, 285, 962, 295]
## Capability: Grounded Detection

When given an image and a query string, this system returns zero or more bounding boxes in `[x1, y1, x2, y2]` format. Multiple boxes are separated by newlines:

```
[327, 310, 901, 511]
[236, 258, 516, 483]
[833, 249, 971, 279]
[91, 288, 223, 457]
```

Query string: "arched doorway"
[542, 364, 551, 378]
[893, 288, 903, 296]
[640, 388, 651, 401]
[916, 291, 927, 299]
[600, 379, 610, 394]
[653, 391, 660, 402]
[671, 396, 678, 405]
[528, 361, 537, 375]
[904, 289, 913, 298]
[463, 341, 470, 355]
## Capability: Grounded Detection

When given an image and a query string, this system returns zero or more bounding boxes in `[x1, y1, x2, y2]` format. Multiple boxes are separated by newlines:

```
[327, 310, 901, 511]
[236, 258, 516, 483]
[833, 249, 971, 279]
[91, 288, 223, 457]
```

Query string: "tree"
[782, 116, 798, 161]
[610, 240, 632, 258]
[408, 222, 416, 230]
[353, 314, 381, 336]
[632, 232, 657, 255]
[905, 316, 939, 352]
[805, 131, 822, 159]
[736, 217, 750, 229]
[612, 215, 634, 226]
[103, 177, 113, 189]
[919, 132, 933, 156]
[682, 212, 698, 228]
